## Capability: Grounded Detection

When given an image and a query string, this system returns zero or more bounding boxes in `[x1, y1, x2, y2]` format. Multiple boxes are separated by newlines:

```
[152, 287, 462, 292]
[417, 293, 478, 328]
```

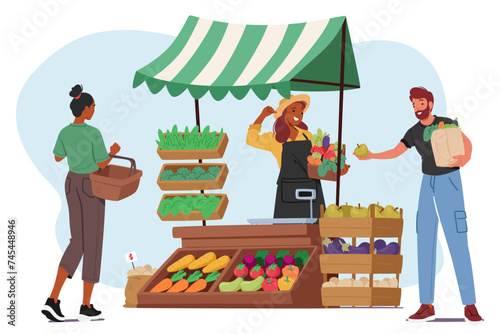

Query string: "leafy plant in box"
[160, 166, 221, 181]
[156, 125, 223, 150]
[158, 194, 221, 219]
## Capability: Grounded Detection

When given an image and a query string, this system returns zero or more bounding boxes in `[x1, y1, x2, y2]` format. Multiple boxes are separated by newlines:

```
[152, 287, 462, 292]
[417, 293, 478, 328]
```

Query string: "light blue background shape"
[17, 31, 445, 289]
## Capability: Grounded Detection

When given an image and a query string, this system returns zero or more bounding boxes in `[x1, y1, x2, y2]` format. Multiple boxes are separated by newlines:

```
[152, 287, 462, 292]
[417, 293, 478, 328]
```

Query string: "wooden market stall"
[127, 15, 402, 308]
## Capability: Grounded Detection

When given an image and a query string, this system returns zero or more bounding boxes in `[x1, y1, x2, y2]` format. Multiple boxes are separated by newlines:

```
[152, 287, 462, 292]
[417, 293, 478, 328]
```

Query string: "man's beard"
[415, 106, 430, 120]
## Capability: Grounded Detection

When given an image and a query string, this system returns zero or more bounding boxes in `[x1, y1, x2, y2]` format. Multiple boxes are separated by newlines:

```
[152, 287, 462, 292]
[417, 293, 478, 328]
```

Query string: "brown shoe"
[465, 304, 483, 324]
[408, 304, 436, 322]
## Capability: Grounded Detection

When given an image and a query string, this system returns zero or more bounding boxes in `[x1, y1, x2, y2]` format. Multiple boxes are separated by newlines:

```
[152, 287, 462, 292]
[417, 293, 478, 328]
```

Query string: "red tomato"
[249, 265, 265, 279]
[233, 263, 248, 278]
[265, 263, 281, 278]
[262, 277, 279, 291]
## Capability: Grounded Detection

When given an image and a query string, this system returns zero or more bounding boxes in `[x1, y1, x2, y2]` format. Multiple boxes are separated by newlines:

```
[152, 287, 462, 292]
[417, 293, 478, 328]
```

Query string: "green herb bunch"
[158, 194, 221, 219]
[160, 166, 221, 181]
[156, 125, 223, 150]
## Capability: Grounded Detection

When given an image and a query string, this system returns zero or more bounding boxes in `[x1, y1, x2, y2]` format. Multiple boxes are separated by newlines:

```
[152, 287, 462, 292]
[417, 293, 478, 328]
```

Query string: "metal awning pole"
[335, 20, 347, 207]
[194, 98, 206, 226]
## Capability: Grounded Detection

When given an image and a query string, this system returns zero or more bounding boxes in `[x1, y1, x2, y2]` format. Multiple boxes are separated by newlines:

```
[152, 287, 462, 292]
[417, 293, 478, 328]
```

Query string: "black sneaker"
[41, 298, 65, 322]
[78, 304, 101, 321]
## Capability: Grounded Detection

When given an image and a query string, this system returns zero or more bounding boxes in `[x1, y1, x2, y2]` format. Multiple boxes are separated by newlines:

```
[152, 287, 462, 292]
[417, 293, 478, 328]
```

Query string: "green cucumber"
[219, 277, 243, 292]
[240, 276, 265, 292]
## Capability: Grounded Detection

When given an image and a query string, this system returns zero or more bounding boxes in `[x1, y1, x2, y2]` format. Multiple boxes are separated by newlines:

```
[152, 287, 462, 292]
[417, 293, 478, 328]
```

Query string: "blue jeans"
[417, 170, 476, 305]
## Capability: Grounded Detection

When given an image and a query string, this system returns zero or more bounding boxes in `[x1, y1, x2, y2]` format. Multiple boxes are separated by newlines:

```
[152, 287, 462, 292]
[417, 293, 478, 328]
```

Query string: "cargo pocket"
[82, 178, 95, 198]
[454, 210, 467, 233]
[65, 178, 71, 195]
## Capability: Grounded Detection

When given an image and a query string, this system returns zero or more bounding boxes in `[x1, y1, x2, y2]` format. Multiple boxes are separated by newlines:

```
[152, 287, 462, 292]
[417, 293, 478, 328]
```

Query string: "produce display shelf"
[320, 254, 403, 274]
[137, 244, 323, 308]
[319, 215, 403, 238]
[157, 132, 229, 160]
[321, 287, 401, 307]
[156, 163, 229, 191]
[318, 205, 404, 308]
[156, 193, 229, 221]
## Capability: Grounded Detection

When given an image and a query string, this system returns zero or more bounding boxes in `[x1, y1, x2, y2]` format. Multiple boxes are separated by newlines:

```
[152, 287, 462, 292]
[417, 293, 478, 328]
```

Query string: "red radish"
[250, 265, 265, 279]
[234, 263, 248, 278]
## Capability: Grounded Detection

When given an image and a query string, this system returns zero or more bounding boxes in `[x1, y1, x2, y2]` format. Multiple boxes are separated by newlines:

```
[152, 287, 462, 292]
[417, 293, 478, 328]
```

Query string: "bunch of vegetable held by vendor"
[219, 249, 309, 292]
[307, 128, 350, 177]
[157, 125, 224, 150]
[150, 252, 230, 293]
[323, 237, 400, 255]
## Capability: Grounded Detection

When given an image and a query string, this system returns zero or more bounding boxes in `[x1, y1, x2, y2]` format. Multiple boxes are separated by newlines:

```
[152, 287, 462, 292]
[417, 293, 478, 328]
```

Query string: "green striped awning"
[133, 16, 360, 101]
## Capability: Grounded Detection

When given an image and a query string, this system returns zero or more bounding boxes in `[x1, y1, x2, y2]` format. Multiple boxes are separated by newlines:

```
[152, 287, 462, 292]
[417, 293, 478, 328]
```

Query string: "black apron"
[274, 132, 325, 218]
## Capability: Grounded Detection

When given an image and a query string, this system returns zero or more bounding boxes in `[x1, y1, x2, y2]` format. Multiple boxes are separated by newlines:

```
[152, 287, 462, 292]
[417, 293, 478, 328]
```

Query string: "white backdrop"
[1, 1, 499, 333]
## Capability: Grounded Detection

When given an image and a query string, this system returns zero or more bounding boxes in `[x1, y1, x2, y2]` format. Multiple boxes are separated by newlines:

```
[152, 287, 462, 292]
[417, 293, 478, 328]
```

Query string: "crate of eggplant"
[137, 246, 322, 308]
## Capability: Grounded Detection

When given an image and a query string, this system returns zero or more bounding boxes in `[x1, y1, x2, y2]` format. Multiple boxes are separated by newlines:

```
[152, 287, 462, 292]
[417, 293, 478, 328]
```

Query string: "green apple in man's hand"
[354, 143, 369, 157]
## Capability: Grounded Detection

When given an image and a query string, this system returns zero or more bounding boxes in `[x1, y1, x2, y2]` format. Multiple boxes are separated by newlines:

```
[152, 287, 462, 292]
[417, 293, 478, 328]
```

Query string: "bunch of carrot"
[150, 270, 220, 293]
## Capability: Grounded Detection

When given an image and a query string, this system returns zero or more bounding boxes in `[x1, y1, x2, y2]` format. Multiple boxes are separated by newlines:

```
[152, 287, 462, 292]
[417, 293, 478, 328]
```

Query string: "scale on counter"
[247, 188, 318, 225]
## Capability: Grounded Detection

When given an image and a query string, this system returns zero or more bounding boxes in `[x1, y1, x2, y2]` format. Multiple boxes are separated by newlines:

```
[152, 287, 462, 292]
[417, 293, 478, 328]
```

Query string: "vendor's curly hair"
[273, 101, 308, 143]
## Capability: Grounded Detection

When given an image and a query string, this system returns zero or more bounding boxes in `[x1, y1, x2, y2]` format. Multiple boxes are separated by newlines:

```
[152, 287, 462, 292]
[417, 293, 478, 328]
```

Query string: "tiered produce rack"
[155, 131, 229, 224]
[319, 206, 403, 307]
[319, 205, 403, 307]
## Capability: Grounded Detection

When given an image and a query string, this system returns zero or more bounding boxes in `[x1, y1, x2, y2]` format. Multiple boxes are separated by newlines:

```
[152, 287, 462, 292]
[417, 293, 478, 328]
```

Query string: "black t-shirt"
[401, 116, 459, 176]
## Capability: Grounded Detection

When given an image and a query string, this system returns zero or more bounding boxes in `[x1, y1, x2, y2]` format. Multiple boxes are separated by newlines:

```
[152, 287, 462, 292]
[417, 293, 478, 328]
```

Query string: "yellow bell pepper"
[278, 276, 295, 291]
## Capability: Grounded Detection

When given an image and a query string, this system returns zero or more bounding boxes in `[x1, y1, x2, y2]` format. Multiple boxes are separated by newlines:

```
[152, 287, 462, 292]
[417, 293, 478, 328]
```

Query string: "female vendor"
[246, 94, 325, 218]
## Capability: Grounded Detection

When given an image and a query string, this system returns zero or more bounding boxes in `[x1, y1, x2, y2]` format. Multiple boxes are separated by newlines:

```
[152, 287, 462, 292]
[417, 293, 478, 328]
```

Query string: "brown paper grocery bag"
[430, 128, 465, 167]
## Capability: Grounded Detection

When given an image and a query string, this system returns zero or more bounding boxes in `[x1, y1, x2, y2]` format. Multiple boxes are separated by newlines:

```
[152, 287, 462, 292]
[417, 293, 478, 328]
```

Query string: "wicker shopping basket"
[89, 155, 143, 201]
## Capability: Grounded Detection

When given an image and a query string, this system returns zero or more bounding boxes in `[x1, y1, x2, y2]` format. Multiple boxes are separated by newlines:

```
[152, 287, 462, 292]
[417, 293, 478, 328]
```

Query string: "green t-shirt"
[53, 123, 109, 174]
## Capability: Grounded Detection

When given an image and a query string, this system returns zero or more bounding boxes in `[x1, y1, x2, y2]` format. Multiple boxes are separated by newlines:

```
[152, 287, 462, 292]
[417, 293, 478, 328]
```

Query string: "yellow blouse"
[246, 124, 313, 169]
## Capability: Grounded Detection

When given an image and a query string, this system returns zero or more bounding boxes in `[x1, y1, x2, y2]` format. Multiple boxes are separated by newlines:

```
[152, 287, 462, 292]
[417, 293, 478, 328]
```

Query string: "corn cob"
[167, 254, 195, 272]
[202, 255, 230, 273]
[188, 252, 217, 270]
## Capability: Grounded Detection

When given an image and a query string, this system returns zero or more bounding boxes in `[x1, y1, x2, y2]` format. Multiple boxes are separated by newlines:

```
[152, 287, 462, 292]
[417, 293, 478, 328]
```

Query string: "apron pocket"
[280, 178, 317, 203]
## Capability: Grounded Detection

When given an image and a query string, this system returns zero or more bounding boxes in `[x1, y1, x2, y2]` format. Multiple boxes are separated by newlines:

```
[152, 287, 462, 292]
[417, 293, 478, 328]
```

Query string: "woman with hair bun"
[42, 84, 120, 322]
[246, 94, 325, 218]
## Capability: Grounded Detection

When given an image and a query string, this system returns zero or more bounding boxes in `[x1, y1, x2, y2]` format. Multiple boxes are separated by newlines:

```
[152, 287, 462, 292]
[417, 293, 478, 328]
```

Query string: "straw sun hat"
[273, 94, 311, 119]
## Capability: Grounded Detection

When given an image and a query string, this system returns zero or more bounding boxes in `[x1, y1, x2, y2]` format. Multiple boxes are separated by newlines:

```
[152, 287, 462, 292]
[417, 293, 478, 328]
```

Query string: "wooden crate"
[321, 287, 401, 307]
[137, 246, 323, 308]
[157, 163, 229, 191]
[320, 254, 403, 274]
[319, 216, 403, 238]
[157, 193, 229, 221]
[157, 132, 228, 160]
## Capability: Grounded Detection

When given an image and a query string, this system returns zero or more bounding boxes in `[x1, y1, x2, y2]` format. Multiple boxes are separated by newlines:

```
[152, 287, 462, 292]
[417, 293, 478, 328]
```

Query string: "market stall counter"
[136, 224, 324, 308]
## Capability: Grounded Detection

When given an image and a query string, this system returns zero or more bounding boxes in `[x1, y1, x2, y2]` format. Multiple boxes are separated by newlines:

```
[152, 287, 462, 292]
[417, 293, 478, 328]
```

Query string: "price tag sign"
[125, 251, 137, 264]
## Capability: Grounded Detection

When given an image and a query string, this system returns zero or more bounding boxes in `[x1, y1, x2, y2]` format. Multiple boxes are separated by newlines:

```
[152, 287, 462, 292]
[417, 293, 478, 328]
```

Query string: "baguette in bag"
[430, 128, 465, 167]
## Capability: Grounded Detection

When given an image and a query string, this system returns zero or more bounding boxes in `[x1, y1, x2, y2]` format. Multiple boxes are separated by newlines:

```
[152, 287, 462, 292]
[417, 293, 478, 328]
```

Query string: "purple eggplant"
[323, 136, 330, 148]
[282, 254, 296, 267]
[243, 254, 257, 269]
[325, 238, 369, 254]
[264, 254, 277, 268]
[375, 242, 400, 255]
[374, 239, 387, 253]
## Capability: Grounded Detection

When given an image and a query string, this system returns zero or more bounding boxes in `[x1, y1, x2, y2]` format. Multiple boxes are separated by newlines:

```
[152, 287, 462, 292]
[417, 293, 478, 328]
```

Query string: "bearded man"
[355, 87, 482, 323]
